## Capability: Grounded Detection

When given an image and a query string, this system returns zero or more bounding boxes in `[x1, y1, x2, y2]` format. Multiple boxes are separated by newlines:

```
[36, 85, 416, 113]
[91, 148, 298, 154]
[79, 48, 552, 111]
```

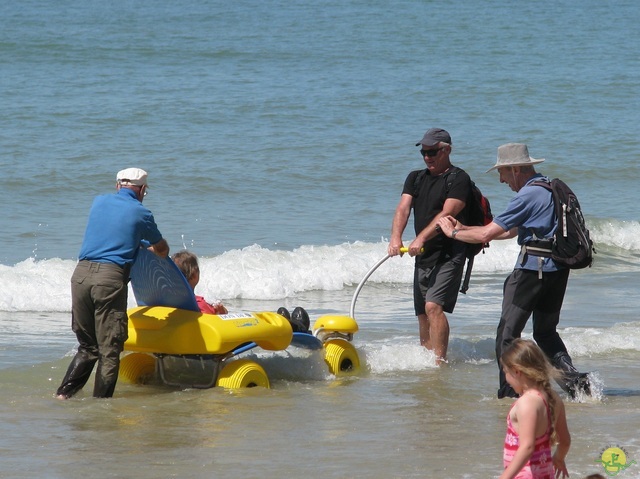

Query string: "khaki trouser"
[56, 260, 129, 398]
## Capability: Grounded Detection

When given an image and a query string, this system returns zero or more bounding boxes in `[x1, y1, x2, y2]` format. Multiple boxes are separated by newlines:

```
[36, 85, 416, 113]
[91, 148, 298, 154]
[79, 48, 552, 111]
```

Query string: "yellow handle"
[399, 247, 424, 254]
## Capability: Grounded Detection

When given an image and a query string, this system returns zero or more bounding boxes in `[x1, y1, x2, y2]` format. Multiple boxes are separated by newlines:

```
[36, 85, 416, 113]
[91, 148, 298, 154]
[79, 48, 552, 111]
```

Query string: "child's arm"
[196, 296, 228, 315]
[551, 391, 571, 478]
[499, 395, 541, 479]
[212, 301, 228, 314]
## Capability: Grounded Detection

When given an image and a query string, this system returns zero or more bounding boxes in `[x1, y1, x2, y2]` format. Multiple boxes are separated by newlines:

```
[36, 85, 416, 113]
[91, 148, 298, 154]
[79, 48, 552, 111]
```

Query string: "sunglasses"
[420, 147, 443, 158]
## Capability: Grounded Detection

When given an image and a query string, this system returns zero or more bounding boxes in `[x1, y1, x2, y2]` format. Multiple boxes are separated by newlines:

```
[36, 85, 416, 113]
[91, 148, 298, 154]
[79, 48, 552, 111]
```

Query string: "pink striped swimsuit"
[503, 392, 554, 479]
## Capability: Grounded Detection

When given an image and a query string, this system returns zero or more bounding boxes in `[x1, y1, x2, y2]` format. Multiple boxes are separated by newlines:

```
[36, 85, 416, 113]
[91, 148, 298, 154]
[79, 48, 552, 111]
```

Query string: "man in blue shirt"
[56, 168, 169, 399]
[438, 144, 589, 399]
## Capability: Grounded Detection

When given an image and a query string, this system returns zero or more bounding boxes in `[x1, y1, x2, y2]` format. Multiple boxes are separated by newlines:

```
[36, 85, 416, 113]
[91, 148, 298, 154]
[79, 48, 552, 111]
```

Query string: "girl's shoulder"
[515, 389, 548, 412]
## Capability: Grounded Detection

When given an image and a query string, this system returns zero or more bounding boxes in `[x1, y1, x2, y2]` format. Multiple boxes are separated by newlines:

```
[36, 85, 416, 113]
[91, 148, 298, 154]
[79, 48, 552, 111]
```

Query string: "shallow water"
[2, 272, 640, 478]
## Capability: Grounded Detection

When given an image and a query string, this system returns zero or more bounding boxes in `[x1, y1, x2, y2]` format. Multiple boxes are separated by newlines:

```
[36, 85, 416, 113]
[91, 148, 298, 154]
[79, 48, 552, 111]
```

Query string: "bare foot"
[435, 356, 449, 366]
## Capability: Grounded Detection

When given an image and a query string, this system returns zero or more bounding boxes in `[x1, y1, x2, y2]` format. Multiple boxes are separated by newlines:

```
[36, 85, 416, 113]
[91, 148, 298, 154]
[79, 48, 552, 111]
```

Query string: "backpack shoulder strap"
[412, 169, 428, 194]
[530, 177, 552, 191]
[444, 166, 461, 193]
[414, 166, 462, 194]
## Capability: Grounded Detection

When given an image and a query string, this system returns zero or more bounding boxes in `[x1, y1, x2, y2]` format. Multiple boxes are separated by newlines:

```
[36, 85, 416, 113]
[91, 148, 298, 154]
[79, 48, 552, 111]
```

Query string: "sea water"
[1, 1, 639, 478]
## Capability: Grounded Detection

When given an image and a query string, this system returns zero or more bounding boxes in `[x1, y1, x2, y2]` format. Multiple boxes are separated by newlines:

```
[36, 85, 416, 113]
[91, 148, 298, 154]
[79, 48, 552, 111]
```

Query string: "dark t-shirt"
[402, 166, 471, 267]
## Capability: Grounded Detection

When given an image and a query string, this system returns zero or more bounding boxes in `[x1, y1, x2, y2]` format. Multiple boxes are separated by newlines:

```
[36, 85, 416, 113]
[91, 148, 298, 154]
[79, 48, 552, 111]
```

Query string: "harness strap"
[459, 256, 474, 294]
[519, 244, 553, 279]
[523, 244, 553, 255]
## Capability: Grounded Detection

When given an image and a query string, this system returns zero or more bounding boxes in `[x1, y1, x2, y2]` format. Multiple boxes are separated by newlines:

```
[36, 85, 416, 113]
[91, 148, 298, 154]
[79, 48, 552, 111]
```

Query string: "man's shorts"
[413, 256, 465, 315]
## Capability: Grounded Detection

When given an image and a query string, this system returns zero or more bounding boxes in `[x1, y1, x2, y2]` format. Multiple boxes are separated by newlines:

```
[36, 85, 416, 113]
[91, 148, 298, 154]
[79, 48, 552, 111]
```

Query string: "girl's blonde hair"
[501, 339, 563, 443]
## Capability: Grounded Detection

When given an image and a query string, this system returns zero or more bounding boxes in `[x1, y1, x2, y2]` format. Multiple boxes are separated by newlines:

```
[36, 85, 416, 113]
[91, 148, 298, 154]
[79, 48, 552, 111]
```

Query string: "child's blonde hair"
[172, 250, 200, 282]
[501, 339, 563, 443]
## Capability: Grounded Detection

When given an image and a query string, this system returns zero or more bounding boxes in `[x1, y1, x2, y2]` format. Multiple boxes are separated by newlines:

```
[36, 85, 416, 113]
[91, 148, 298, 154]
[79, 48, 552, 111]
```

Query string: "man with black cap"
[437, 144, 590, 399]
[388, 128, 475, 365]
[56, 168, 170, 399]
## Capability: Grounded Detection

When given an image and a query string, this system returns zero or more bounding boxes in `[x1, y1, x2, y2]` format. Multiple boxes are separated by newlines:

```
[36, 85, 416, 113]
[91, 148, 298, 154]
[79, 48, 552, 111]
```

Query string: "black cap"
[415, 128, 452, 147]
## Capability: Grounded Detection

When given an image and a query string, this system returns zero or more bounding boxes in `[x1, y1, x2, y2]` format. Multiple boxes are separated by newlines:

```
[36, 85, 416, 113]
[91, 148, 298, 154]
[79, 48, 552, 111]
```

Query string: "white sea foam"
[2, 221, 640, 313]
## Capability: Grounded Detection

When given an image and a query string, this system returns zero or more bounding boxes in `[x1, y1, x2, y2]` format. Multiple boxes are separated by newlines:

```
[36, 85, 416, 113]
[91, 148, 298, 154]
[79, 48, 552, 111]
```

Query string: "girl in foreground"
[500, 339, 571, 479]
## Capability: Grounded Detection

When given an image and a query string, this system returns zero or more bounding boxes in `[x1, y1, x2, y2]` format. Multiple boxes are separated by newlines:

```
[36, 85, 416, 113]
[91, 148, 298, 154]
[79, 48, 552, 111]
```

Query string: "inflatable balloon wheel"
[119, 353, 156, 384]
[324, 338, 360, 376]
[216, 359, 270, 389]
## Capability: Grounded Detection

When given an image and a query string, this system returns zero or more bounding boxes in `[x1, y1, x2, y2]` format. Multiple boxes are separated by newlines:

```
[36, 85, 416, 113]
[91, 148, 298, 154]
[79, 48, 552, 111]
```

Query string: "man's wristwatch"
[451, 229, 459, 239]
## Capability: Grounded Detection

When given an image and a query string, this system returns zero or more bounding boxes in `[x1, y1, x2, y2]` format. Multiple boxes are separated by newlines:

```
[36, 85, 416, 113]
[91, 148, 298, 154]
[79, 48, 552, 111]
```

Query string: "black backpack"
[528, 178, 594, 269]
[413, 167, 493, 292]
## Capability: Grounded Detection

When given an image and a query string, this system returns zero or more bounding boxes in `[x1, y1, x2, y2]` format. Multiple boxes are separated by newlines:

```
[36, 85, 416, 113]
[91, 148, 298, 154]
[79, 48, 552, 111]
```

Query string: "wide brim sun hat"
[486, 143, 545, 173]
